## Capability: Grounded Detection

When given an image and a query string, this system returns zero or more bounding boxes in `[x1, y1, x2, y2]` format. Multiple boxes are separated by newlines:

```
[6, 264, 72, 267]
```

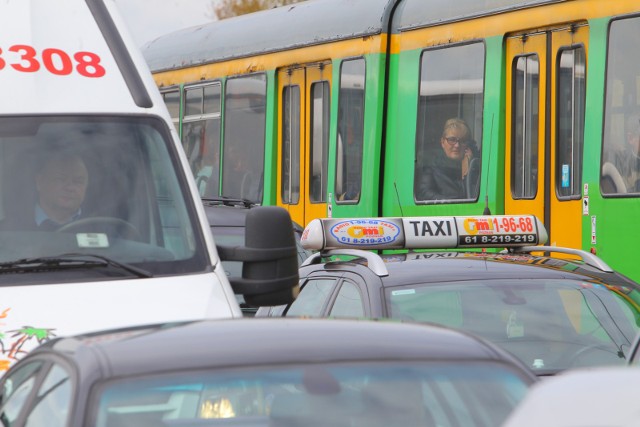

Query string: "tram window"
[183, 83, 222, 198]
[204, 85, 221, 115]
[511, 54, 540, 199]
[222, 74, 266, 203]
[282, 85, 301, 205]
[336, 58, 365, 204]
[161, 89, 180, 124]
[601, 17, 640, 196]
[310, 81, 330, 203]
[556, 46, 586, 199]
[414, 42, 484, 203]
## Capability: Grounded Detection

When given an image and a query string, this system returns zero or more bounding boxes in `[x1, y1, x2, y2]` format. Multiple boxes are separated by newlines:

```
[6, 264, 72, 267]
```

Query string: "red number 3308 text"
[0, 45, 106, 78]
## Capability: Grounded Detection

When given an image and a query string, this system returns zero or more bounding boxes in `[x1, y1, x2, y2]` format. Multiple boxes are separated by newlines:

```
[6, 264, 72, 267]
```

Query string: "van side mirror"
[216, 206, 299, 307]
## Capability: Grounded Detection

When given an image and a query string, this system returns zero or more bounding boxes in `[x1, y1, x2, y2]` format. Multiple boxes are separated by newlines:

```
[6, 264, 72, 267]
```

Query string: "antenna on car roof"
[394, 181, 404, 217]
[482, 115, 494, 215]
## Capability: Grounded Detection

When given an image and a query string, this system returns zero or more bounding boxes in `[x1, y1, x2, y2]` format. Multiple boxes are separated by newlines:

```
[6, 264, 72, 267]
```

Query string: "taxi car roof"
[313, 251, 631, 287]
[36, 318, 529, 378]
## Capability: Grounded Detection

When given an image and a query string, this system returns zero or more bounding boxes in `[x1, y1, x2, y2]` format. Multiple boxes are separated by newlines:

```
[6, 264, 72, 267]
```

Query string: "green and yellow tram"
[143, 0, 640, 281]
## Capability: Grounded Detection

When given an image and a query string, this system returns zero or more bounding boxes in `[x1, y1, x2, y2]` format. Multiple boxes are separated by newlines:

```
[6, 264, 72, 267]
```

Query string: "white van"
[0, 0, 298, 372]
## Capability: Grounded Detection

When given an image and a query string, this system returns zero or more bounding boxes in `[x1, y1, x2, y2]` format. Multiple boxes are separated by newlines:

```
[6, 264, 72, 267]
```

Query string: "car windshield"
[92, 361, 529, 427]
[387, 279, 640, 373]
[0, 115, 208, 280]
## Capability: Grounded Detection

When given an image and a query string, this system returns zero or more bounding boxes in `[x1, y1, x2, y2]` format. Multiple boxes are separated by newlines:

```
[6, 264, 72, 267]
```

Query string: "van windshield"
[0, 115, 208, 280]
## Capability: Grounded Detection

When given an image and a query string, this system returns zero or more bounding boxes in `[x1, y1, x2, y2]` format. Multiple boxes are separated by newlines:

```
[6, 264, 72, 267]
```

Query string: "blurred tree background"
[212, 0, 306, 20]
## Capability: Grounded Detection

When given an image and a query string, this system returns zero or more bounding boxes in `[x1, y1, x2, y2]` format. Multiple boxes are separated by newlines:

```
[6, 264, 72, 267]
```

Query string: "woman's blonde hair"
[442, 117, 470, 138]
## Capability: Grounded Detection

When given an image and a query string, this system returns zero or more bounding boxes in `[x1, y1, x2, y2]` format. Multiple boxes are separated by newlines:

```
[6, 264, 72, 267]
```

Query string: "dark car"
[0, 318, 537, 427]
[258, 215, 640, 375]
[203, 197, 312, 315]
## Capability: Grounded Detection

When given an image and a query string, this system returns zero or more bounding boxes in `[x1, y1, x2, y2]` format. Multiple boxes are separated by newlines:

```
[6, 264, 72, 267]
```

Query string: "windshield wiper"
[0, 253, 152, 278]
[202, 196, 256, 208]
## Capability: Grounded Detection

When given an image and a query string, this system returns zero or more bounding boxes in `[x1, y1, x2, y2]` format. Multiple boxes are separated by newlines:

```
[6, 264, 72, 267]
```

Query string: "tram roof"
[392, 0, 565, 32]
[143, 0, 395, 73]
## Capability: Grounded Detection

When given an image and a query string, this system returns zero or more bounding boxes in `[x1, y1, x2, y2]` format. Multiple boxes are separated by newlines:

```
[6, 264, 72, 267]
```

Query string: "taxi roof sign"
[301, 215, 548, 251]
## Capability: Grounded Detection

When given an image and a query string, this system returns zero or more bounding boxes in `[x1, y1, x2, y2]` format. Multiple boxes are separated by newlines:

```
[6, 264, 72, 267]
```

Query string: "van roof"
[0, 0, 158, 115]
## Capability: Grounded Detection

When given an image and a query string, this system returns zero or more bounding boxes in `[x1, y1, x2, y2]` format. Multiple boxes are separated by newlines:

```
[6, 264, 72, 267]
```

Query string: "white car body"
[503, 367, 640, 427]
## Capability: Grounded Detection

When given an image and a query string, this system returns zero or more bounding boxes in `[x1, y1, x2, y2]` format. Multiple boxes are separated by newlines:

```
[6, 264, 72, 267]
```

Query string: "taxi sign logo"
[463, 218, 495, 235]
[329, 219, 400, 246]
[348, 225, 384, 238]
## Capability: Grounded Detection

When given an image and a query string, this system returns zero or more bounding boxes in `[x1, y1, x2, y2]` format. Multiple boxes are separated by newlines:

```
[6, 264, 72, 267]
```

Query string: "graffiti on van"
[0, 308, 56, 371]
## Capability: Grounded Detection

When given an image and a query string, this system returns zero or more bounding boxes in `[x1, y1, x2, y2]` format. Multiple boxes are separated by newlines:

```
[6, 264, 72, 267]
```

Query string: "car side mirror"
[216, 206, 299, 307]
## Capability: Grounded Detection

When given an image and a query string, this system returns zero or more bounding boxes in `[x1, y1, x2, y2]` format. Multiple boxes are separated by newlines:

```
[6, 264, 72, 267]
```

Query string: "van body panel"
[0, 0, 250, 374]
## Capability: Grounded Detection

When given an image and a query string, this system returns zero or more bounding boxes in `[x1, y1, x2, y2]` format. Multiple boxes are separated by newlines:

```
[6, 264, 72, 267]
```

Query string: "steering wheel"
[58, 217, 142, 241]
[601, 161, 627, 193]
[568, 343, 622, 367]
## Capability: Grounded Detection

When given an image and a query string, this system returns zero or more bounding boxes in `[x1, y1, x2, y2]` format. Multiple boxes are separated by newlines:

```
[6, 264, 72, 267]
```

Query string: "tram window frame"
[413, 41, 485, 204]
[282, 84, 301, 205]
[221, 73, 267, 203]
[310, 81, 330, 204]
[601, 16, 640, 197]
[336, 57, 366, 205]
[160, 87, 181, 130]
[511, 53, 540, 200]
[182, 81, 222, 199]
[555, 45, 586, 200]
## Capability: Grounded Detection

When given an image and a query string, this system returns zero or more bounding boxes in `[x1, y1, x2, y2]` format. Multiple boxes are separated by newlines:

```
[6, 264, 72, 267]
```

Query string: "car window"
[329, 281, 365, 317]
[91, 361, 530, 427]
[286, 278, 338, 317]
[386, 279, 640, 372]
[0, 361, 43, 425]
[25, 364, 71, 427]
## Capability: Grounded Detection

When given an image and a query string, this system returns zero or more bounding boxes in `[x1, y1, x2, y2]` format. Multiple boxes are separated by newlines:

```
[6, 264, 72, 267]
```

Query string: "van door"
[277, 63, 331, 227]
[505, 25, 587, 248]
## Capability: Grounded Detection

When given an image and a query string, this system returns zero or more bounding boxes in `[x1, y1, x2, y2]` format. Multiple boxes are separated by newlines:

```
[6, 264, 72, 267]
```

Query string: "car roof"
[36, 318, 532, 379]
[302, 250, 634, 287]
[502, 366, 640, 427]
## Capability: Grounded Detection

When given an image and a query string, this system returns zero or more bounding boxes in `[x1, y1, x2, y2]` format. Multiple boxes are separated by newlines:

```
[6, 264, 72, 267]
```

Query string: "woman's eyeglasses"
[444, 136, 468, 146]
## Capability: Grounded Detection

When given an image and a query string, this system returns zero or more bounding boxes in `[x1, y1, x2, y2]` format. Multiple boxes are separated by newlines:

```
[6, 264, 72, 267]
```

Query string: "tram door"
[277, 63, 332, 227]
[505, 25, 588, 248]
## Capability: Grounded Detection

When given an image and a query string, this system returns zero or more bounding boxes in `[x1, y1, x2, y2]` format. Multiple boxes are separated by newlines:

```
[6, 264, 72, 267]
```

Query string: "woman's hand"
[462, 148, 473, 177]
